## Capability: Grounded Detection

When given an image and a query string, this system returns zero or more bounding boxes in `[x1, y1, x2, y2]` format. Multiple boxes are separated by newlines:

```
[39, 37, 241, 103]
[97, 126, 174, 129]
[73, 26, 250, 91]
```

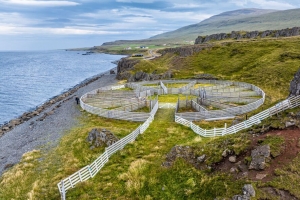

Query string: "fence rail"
[58, 101, 159, 197]
[175, 95, 300, 137]
[81, 85, 156, 122]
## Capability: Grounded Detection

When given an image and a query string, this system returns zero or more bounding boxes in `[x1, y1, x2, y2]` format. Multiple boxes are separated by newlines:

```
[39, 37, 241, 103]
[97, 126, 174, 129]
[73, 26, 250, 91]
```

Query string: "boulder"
[162, 145, 196, 167]
[285, 121, 295, 128]
[232, 195, 250, 200]
[229, 155, 237, 163]
[232, 184, 255, 200]
[197, 154, 206, 163]
[249, 145, 270, 170]
[289, 67, 300, 96]
[86, 128, 119, 148]
[243, 184, 256, 197]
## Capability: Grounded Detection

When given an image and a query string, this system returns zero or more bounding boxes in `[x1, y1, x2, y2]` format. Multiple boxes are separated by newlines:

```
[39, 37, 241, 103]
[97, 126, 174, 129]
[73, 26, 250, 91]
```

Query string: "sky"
[0, 0, 299, 51]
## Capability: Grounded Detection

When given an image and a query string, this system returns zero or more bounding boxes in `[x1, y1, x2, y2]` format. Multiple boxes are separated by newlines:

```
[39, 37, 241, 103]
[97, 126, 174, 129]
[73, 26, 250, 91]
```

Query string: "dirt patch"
[215, 127, 300, 182]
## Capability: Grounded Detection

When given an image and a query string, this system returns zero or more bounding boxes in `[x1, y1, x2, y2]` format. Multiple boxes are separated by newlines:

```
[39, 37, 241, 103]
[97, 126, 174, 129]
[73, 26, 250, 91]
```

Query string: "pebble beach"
[0, 71, 118, 176]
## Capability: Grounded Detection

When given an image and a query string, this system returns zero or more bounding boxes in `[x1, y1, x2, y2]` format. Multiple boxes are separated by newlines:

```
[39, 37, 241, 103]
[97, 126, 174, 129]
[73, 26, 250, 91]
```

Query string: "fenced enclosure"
[80, 85, 157, 122]
[174, 80, 265, 121]
[175, 96, 300, 137]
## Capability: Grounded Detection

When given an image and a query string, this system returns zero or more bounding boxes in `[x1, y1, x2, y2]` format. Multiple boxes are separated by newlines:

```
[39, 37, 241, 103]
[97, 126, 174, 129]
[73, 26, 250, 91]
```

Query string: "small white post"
[60, 180, 66, 200]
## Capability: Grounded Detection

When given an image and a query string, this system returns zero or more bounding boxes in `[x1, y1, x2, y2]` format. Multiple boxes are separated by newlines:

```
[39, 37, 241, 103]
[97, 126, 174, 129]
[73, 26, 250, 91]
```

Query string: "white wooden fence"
[58, 101, 159, 198]
[80, 85, 156, 122]
[175, 95, 300, 137]
[160, 81, 168, 94]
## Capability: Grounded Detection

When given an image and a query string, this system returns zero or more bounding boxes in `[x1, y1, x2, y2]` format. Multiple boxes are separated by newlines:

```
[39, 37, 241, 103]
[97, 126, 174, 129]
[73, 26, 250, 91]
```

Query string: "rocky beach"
[0, 70, 118, 176]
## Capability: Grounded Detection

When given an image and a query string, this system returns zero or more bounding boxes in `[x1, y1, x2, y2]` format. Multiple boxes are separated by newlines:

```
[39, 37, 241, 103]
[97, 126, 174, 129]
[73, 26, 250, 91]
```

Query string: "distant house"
[124, 47, 132, 50]
[140, 46, 148, 49]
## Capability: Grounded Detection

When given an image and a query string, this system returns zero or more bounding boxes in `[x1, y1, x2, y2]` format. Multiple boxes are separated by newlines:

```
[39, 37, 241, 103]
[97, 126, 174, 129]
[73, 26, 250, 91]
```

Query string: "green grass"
[64, 109, 247, 199]
[261, 135, 285, 158]
[133, 37, 300, 104]
[0, 112, 141, 200]
[151, 94, 197, 103]
[193, 119, 233, 129]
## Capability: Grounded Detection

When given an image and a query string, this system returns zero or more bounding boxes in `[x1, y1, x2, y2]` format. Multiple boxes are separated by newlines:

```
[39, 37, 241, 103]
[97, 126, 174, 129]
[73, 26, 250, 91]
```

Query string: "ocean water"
[0, 50, 124, 125]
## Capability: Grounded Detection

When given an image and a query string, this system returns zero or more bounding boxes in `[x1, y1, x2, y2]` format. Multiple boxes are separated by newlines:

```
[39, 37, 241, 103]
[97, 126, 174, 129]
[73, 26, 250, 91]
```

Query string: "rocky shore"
[0, 69, 118, 176]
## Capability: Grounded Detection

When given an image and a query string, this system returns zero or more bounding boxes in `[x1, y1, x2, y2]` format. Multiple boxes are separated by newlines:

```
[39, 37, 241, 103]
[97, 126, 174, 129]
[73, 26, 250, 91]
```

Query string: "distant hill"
[150, 8, 300, 41]
[100, 8, 300, 48]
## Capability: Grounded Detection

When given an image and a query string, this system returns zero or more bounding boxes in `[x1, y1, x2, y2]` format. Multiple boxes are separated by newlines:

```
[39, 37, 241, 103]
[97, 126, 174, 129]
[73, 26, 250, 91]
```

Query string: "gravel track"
[0, 73, 118, 176]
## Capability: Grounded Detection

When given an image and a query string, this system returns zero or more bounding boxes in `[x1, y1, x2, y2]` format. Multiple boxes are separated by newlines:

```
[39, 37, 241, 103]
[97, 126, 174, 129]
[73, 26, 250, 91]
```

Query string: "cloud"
[230, 0, 296, 9]
[249, 0, 295, 9]
[116, 0, 155, 3]
[0, 0, 79, 7]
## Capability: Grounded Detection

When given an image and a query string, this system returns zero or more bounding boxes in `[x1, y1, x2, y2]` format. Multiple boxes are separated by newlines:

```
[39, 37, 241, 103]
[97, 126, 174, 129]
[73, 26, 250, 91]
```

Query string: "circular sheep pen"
[80, 79, 265, 125]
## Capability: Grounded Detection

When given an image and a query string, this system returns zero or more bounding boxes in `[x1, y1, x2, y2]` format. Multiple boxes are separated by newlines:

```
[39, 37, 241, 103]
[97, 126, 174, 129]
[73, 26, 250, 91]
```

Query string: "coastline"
[0, 66, 117, 135]
[0, 66, 119, 176]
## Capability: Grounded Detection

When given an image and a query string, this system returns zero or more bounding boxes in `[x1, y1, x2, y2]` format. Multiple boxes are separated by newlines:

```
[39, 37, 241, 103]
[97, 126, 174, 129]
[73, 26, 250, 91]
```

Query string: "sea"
[0, 50, 124, 125]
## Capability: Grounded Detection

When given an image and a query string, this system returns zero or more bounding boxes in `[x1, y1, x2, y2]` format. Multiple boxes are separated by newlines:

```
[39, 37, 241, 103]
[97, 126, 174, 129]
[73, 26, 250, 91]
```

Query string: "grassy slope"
[1, 37, 300, 199]
[133, 37, 300, 103]
[151, 8, 300, 41]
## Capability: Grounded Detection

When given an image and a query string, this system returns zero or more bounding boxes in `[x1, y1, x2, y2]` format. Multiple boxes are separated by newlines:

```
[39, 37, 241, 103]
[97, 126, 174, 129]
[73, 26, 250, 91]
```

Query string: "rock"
[197, 154, 206, 163]
[289, 68, 300, 96]
[232, 195, 250, 200]
[86, 128, 119, 148]
[230, 167, 238, 173]
[243, 184, 255, 197]
[222, 149, 229, 157]
[162, 145, 196, 168]
[194, 73, 218, 80]
[249, 145, 270, 170]
[195, 27, 300, 45]
[256, 173, 267, 180]
[2, 126, 9, 131]
[116, 58, 140, 80]
[10, 119, 21, 126]
[110, 69, 115, 74]
[232, 184, 255, 200]
[229, 155, 237, 163]
[285, 121, 295, 127]
[158, 44, 209, 57]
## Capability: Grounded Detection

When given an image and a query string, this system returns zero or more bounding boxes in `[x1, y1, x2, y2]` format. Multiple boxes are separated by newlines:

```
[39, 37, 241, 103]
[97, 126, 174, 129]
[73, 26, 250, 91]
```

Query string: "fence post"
[60, 180, 66, 200]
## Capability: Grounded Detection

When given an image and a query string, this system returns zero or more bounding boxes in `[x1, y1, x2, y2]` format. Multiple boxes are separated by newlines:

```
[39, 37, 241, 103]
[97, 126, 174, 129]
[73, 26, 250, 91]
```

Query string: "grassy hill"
[1, 37, 300, 199]
[99, 8, 300, 50]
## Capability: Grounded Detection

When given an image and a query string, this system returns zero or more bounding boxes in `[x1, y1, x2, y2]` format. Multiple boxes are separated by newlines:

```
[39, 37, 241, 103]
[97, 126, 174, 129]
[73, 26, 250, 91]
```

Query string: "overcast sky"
[0, 0, 299, 51]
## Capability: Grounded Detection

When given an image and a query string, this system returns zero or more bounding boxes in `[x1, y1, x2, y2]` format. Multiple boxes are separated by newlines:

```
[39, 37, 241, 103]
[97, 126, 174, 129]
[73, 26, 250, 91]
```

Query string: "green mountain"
[101, 8, 300, 48]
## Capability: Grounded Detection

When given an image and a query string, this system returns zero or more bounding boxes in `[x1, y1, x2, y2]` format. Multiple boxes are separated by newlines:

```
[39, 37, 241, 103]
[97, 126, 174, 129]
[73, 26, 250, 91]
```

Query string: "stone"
[249, 145, 270, 170]
[285, 121, 295, 127]
[229, 155, 237, 163]
[2, 126, 9, 131]
[86, 128, 119, 148]
[230, 167, 238, 173]
[256, 173, 267, 180]
[222, 149, 229, 157]
[242, 184, 255, 197]
[197, 154, 206, 163]
[232, 195, 250, 200]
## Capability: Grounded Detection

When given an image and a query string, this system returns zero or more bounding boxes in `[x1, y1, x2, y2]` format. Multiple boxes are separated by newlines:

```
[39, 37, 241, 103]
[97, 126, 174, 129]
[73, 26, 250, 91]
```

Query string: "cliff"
[195, 27, 300, 44]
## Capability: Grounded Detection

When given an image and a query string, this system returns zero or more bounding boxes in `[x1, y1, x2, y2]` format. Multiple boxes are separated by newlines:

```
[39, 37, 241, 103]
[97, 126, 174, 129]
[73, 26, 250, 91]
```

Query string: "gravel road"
[0, 73, 118, 176]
